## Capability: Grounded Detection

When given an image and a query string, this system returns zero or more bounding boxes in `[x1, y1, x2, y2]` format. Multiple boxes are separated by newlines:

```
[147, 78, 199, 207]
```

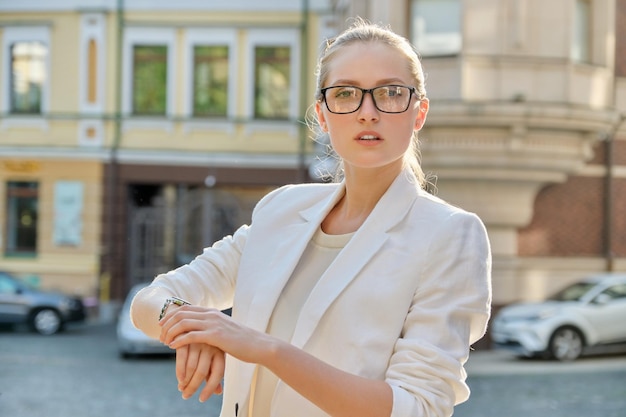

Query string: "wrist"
[259, 333, 288, 369]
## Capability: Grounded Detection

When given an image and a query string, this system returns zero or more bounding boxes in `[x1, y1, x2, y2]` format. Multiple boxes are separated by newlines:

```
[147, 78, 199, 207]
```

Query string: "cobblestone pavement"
[456, 349, 626, 417]
[1, 322, 624, 417]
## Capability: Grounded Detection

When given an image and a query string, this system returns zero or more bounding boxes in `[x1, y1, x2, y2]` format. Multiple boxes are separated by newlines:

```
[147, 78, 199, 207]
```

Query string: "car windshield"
[548, 282, 596, 301]
[0, 273, 36, 292]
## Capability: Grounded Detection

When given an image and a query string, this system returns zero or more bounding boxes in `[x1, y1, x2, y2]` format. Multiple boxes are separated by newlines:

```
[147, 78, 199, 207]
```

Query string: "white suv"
[491, 274, 626, 361]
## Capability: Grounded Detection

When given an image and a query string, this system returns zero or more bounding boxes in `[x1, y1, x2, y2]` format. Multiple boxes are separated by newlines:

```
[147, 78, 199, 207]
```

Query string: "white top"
[251, 227, 353, 417]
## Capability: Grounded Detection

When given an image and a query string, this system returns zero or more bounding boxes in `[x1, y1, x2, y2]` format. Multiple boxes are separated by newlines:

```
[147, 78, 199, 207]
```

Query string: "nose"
[357, 91, 379, 122]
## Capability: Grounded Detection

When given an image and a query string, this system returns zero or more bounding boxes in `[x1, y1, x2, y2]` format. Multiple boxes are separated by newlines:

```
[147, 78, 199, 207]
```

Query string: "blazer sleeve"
[148, 183, 289, 310]
[386, 210, 492, 417]
[149, 223, 249, 310]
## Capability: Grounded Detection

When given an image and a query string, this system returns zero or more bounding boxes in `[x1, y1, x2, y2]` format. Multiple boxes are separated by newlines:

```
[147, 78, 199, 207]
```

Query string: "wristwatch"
[159, 296, 191, 320]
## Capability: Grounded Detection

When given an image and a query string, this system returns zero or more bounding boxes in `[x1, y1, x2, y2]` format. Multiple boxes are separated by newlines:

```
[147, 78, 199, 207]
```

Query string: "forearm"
[130, 286, 173, 339]
[261, 337, 393, 417]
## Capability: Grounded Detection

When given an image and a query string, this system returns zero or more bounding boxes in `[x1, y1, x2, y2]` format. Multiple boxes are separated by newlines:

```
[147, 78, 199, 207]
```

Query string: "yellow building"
[0, 1, 334, 303]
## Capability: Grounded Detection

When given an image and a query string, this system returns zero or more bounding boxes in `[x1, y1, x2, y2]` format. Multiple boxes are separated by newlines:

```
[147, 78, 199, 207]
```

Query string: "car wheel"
[30, 308, 63, 335]
[548, 326, 584, 361]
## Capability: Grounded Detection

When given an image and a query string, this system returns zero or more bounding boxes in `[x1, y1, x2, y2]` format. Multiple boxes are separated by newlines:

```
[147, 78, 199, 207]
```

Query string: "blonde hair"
[313, 18, 432, 189]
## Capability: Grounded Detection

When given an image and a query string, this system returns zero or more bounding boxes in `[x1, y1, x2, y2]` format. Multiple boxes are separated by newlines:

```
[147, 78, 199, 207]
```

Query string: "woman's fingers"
[180, 344, 201, 389]
[199, 349, 225, 402]
[180, 344, 212, 399]
[176, 344, 226, 402]
[175, 344, 190, 386]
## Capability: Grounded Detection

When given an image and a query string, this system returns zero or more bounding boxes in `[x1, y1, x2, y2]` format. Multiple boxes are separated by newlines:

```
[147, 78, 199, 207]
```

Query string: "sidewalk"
[465, 348, 626, 376]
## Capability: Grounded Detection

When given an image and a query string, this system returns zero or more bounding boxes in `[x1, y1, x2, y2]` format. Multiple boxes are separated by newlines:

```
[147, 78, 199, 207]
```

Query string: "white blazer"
[151, 169, 492, 417]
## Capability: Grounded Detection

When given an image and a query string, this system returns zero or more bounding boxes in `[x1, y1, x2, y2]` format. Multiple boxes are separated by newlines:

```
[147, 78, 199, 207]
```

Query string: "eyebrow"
[329, 78, 408, 86]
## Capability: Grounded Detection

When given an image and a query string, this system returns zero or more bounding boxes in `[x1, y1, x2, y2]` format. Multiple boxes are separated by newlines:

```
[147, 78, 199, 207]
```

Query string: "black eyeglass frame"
[319, 84, 420, 114]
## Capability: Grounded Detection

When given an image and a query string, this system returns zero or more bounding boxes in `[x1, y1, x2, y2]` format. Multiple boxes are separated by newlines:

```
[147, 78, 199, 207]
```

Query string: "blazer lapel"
[290, 170, 420, 349]
[243, 183, 346, 333]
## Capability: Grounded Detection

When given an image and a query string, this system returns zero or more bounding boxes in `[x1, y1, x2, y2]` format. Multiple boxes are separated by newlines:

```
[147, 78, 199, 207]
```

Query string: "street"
[1, 322, 625, 417]
[456, 349, 626, 417]
[0, 322, 220, 417]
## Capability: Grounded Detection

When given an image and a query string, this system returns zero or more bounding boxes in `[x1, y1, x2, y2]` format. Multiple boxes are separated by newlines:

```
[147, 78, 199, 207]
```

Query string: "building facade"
[337, 0, 626, 304]
[1, 0, 625, 313]
[0, 0, 335, 302]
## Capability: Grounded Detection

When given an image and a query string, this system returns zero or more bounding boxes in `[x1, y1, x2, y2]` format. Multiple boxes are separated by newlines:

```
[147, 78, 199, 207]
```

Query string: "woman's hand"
[174, 343, 224, 402]
[161, 306, 393, 417]
[159, 306, 275, 365]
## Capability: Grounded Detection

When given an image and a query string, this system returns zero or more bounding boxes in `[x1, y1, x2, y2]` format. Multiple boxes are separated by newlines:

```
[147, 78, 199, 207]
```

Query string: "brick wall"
[518, 137, 626, 258]
[612, 178, 626, 256]
[518, 177, 605, 256]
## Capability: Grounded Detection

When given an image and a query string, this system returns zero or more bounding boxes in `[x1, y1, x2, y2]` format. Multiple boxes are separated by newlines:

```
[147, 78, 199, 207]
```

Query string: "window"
[601, 284, 626, 301]
[254, 46, 291, 119]
[5, 182, 39, 256]
[411, 0, 461, 56]
[10, 41, 47, 114]
[245, 29, 300, 123]
[122, 28, 176, 120]
[132, 45, 168, 115]
[184, 29, 236, 123]
[1, 26, 49, 121]
[571, 0, 591, 62]
[193, 46, 229, 117]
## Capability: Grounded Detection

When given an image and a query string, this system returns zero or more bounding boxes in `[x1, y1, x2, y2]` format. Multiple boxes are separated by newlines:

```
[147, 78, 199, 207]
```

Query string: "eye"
[333, 87, 358, 99]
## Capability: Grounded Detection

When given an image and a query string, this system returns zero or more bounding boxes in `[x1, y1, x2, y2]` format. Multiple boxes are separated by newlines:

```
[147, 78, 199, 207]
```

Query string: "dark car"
[0, 270, 86, 335]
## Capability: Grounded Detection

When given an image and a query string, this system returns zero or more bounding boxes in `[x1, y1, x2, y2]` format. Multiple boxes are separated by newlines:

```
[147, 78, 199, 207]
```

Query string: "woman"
[131, 19, 492, 417]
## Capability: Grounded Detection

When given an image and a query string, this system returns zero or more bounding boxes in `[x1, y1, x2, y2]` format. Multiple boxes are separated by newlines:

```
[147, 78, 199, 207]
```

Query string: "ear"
[413, 98, 429, 131]
[315, 101, 329, 132]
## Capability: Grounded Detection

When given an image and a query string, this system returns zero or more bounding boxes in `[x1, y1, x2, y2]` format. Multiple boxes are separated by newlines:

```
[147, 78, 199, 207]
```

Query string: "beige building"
[336, 0, 626, 305]
[1, 0, 625, 313]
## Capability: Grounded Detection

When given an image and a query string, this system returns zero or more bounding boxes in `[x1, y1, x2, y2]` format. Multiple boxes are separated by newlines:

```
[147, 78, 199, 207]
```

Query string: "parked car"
[117, 283, 174, 358]
[492, 273, 626, 361]
[0, 270, 86, 335]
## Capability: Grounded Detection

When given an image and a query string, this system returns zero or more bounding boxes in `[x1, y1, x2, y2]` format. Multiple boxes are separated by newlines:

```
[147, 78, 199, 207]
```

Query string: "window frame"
[122, 28, 176, 120]
[245, 29, 300, 122]
[0, 26, 50, 128]
[410, 0, 462, 57]
[184, 29, 238, 121]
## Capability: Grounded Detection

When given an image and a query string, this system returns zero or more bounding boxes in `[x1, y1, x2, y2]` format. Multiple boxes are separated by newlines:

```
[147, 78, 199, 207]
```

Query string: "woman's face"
[316, 42, 428, 175]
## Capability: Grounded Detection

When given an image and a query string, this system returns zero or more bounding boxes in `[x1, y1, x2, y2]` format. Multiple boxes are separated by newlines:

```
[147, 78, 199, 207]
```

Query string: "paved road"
[1, 322, 625, 417]
[0, 322, 221, 417]
[456, 349, 626, 417]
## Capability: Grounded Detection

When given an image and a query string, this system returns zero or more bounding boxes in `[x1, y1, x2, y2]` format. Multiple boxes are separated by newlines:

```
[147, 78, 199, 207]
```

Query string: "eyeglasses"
[320, 85, 418, 114]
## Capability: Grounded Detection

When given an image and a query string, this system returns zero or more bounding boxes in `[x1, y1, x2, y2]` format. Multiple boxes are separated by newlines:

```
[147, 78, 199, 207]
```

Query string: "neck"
[321, 164, 402, 234]
[342, 165, 400, 212]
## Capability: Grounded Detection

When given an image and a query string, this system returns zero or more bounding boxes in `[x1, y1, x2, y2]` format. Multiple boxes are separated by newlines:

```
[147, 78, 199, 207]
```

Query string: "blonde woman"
[131, 19, 491, 417]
